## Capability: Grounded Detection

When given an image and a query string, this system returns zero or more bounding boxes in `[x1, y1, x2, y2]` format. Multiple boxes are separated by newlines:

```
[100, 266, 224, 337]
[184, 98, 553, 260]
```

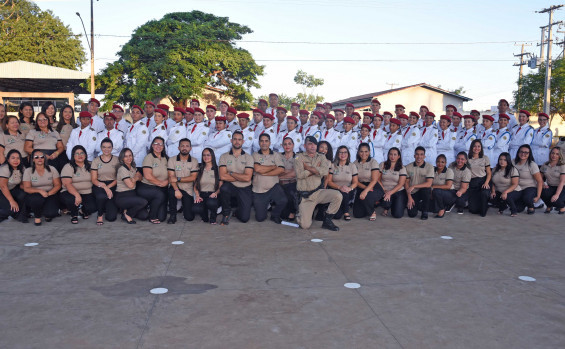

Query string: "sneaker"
[446, 204, 455, 213]
[270, 216, 282, 224]
[221, 215, 230, 225]
[457, 208, 464, 215]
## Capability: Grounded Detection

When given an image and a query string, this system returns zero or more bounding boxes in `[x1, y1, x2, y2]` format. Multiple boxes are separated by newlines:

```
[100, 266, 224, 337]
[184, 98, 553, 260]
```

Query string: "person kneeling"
[167, 139, 199, 224]
[405, 146, 434, 220]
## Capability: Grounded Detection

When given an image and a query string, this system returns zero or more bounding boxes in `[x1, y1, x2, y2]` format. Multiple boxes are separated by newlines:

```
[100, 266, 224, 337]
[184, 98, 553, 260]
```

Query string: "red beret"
[498, 113, 510, 120]
[519, 109, 531, 117]
[471, 109, 480, 115]
[371, 99, 381, 105]
[215, 116, 227, 122]
[287, 115, 298, 122]
[184, 108, 195, 114]
[325, 114, 335, 121]
[194, 107, 205, 114]
[316, 103, 324, 108]
[499, 99, 509, 106]
[395, 104, 405, 109]
[291, 103, 300, 108]
[269, 93, 278, 97]
[131, 105, 144, 113]
[79, 111, 93, 118]
[324, 102, 333, 108]
[220, 101, 230, 107]
[311, 111, 322, 118]
[174, 107, 186, 113]
[409, 111, 420, 118]
[252, 108, 263, 114]
[263, 113, 275, 120]
[276, 106, 287, 113]
[351, 112, 360, 118]
[145, 101, 155, 107]
[453, 112, 463, 117]
[345, 103, 354, 108]
[440, 115, 451, 122]
[363, 112, 373, 117]
[299, 109, 310, 115]
[190, 99, 200, 105]
[420, 105, 429, 111]
[154, 108, 167, 117]
[374, 113, 383, 120]
[157, 104, 169, 111]
[343, 116, 355, 124]
[463, 115, 474, 120]
[258, 99, 268, 104]
[88, 98, 100, 107]
[390, 118, 402, 126]
[538, 112, 549, 119]
[112, 104, 124, 112]
[102, 112, 116, 120]
[361, 123, 372, 130]
[237, 113, 250, 119]
[482, 115, 494, 122]
[334, 109, 345, 114]
[446, 104, 457, 111]
[425, 112, 436, 118]
[226, 107, 237, 115]
[206, 105, 217, 111]
[383, 111, 393, 116]
[397, 114, 408, 120]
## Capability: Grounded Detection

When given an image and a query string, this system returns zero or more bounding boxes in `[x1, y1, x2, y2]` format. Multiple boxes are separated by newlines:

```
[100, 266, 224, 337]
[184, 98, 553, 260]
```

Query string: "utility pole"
[514, 44, 531, 108]
[538, 26, 547, 71]
[537, 5, 564, 115]
[385, 82, 398, 90]
[557, 30, 565, 58]
[76, 0, 97, 99]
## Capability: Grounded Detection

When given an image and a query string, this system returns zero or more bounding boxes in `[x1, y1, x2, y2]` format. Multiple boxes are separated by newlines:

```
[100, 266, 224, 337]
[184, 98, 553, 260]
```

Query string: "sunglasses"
[153, 143, 164, 146]
[33, 155, 45, 159]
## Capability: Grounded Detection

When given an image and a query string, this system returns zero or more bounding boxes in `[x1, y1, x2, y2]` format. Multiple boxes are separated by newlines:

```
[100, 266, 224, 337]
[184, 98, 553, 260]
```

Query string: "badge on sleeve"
[227, 133, 231, 138]
[202, 132, 206, 135]
[142, 130, 146, 134]
[452, 137, 456, 140]
[412, 132, 416, 136]
[395, 139, 400, 143]
[545, 134, 550, 138]
[503, 136, 507, 140]
[93, 137, 96, 141]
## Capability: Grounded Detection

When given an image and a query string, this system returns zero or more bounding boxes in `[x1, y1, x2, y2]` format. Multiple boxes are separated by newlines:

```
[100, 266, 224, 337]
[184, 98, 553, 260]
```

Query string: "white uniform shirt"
[205, 129, 232, 162]
[125, 120, 149, 166]
[95, 128, 124, 156]
[274, 128, 301, 153]
[419, 125, 439, 163]
[66, 126, 98, 161]
[508, 123, 534, 159]
[321, 127, 341, 157]
[383, 131, 403, 159]
[114, 119, 131, 134]
[240, 126, 255, 155]
[454, 127, 477, 157]
[532, 126, 553, 166]
[91, 115, 106, 133]
[400, 125, 421, 166]
[437, 128, 456, 165]
[370, 128, 386, 164]
[148, 123, 168, 149]
[253, 126, 276, 153]
[492, 112, 518, 130]
[480, 128, 497, 165]
[301, 124, 321, 152]
[274, 120, 288, 135]
[226, 119, 240, 133]
[166, 121, 188, 158]
[491, 127, 511, 165]
[340, 130, 359, 159]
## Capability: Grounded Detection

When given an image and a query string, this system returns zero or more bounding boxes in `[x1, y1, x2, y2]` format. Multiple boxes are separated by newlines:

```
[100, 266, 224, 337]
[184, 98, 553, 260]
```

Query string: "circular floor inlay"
[24, 243, 38, 247]
[171, 241, 184, 245]
[150, 288, 168, 294]
[311, 239, 323, 242]
[441, 236, 453, 240]
[518, 276, 536, 282]
[344, 283, 361, 289]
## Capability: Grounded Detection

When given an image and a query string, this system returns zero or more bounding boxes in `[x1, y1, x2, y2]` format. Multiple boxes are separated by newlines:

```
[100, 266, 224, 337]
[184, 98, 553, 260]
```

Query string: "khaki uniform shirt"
[198, 168, 217, 193]
[541, 163, 565, 187]
[19, 122, 32, 137]
[116, 165, 138, 192]
[59, 124, 75, 147]
[405, 161, 434, 193]
[433, 167, 454, 188]
[91, 155, 119, 182]
[330, 162, 358, 187]
[492, 167, 521, 193]
[219, 150, 254, 188]
[513, 161, 540, 189]
[379, 162, 407, 192]
[168, 155, 199, 194]
[25, 129, 61, 150]
[0, 131, 27, 158]
[141, 153, 169, 185]
[23, 165, 59, 191]
[0, 165, 22, 190]
[295, 152, 330, 191]
[61, 163, 92, 194]
[468, 156, 490, 178]
[354, 158, 379, 183]
[449, 165, 472, 191]
[252, 150, 285, 193]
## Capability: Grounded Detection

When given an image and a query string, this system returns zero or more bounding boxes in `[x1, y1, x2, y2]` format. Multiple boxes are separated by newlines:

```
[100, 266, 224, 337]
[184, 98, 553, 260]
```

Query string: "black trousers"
[168, 187, 194, 221]
[541, 186, 565, 209]
[136, 182, 167, 221]
[25, 192, 59, 219]
[281, 182, 298, 219]
[332, 189, 355, 219]
[55, 151, 69, 173]
[93, 181, 118, 221]
[60, 191, 96, 217]
[468, 176, 490, 216]
[515, 187, 538, 212]
[491, 190, 521, 214]
[253, 184, 287, 222]
[220, 182, 253, 223]
[381, 190, 407, 218]
[192, 191, 219, 222]
[353, 182, 385, 218]
[407, 187, 431, 217]
[431, 189, 456, 212]
[0, 187, 26, 219]
[115, 190, 148, 220]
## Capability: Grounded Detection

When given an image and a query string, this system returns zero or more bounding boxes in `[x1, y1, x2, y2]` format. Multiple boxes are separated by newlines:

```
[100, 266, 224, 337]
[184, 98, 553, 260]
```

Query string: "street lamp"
[76, 0, 97, 99]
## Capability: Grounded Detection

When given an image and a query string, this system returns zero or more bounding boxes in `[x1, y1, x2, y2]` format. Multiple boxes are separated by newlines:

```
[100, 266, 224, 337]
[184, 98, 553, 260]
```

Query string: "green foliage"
[514, 58, 565, 124]
[450, 86, 466, 95]
[258, 70, 325, 110]
[0, 0, 86, 70]
[97, 11, 264, 109]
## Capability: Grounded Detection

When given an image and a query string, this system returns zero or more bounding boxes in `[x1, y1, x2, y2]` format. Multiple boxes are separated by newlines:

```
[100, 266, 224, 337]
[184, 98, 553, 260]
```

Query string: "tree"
[514, 58, 565, 125]
[257, 70, 325, 110]
[96, 11, 264, 109]
[0, 0, 86, 70]
[450, 86, 466, 95]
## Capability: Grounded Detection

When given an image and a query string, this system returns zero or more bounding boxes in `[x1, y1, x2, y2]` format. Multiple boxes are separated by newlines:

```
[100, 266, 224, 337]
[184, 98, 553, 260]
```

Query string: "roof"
[331, 83, 473, 105]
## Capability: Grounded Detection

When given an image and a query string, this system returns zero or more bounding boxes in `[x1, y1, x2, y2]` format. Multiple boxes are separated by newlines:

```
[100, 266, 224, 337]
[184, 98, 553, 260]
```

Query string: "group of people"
[0, 96, 564, 230]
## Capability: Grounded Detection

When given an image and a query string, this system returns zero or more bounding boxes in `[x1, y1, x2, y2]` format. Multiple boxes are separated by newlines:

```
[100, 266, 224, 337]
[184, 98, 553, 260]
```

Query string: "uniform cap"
[471, 109, 480, 115]
[103, 112, 116, 120]
[371, 99, 381, 105]
[237, 112, 250, 119]
[184, 107, 195, 114]
[425, 112, 436, 118]
[145, 101, 155, 107]
[383, 111, 393, 116]
[409, 111, 420, 118]
[112, 104, 124, 112]
[420, 105, 429, 111]
[452, 112, 463, 118]
[519, 109, 531, 117]
[190, 99, 200, 105]
[324, 102, 333, 109]
[446, 104, 457, 111]
[156, 104, 169, 111]
[215, 116, 227, 122]
[154, 108, 167, 116]
[291, 102, 300, 108]
[363, 112, 374, 117]
[499, 99, 509, 106]
[79, 111, 93, 118]
[343, 116, 355, 124]
[440, 115, 451, 122]
[395, 104, 405, 109]
[538, 112, 549, 119]
[334, 109, 345, 114]
[258, 99, 268, 105]
[316, 103, 324, 108]
[263, 113, 275, 120]
[498, 113, 510, 120]
[206, 105, 217, 111]
[131, 105, 144, 113]
[374, 113, 383, 120]
[226, 107, 237, 115]
[345, 103, 354, 108]
[482, 115, 494, 122]
[397, 114, 409, 120]
[252, 108, 263, 115]
[463, 115, 474, 120]
[389, 118, 402, 126]
[194, 107, 205, 114]
[276, 106, 288, 113]
[299, 109, 310, 115]
[361, 123, 372, 130]
[269, 93, 279, 97]
[287, 115, 298, 122]
[351, 112, 361, 118]
[325, 114, 336, 121]
[174, 107, 186, 113]
[220, 101, 230, 107]
[88, 98, 100, 107]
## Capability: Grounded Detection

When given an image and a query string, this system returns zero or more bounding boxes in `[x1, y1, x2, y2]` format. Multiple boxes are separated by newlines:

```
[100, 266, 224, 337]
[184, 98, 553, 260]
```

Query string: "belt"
[280, 179, 297, 184]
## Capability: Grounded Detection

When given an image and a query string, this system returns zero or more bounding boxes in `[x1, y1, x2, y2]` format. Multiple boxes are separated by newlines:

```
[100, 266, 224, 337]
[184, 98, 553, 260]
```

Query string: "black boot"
[167, 215, 177, 224]
[322, 214, 340, 231]
[314, 208, 325, 221]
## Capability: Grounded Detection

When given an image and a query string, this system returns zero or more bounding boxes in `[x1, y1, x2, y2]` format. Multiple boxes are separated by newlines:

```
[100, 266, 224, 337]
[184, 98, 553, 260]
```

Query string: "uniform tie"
[282, 132, 288, 140]
[130, 125, 134, 132]
[107, 131, 110, 138]
[496, 129, 500, 135]
[79, 130, 82, 138]
[299, 125, 303, 134]
[404, 127, 410, 137]
[388, 134, 392, 141]
[191, 124, 197, 134]
[422, 128, 427, 136]
[325, 130, 328, 138]
[442, 131, 444, 139]
[517, 126, 521, 133]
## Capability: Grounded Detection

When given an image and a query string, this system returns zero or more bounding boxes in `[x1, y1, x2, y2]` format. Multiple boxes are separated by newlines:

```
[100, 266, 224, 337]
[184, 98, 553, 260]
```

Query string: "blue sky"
[36, 0, 561, 110]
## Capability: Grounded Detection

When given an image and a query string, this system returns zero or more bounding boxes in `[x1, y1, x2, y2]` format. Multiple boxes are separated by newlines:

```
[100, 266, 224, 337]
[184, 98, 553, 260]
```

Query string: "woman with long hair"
[430, 154, 455, 218]
[137, 136, 169, 223]
[60, 145, 96, 224]
[279, 137, 298, 221]
[18, 101, 35, 136]
[115, 148, 148, 224]
[313, 140, 333, 221]
[467, 139, 491, 217]
[448, 151, 472, 214]
[327, 145, 359, 220]
[540, 146, 565, 214]
[0, 150, 26, 222]
[513, 144, 543, 214]
[0, 115, 27, 165]
[55, 105, 78, 170]
[379, 147, 407, 218]
[91, 138, 120, 225]
[41, 101, 58, 128]
[193, 148, 222, 224]
[490, 152, 521, 217]
[22, 149, 61, 225]
[353, 142, 384, 220]
[24, 112, 64, 170]
[0, 103, 6, 131]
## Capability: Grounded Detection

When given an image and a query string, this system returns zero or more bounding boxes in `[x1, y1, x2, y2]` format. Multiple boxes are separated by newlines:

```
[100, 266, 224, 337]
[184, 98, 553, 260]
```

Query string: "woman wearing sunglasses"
[60, 145, 96, 224]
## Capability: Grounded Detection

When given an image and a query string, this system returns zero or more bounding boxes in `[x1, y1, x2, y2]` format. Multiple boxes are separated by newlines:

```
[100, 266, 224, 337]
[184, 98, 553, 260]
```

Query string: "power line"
[94, 57, 514, 62]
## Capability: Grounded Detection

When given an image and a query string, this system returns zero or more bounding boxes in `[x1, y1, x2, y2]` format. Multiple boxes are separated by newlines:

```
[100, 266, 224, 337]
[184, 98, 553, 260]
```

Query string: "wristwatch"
[177, 177, 181, 182]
